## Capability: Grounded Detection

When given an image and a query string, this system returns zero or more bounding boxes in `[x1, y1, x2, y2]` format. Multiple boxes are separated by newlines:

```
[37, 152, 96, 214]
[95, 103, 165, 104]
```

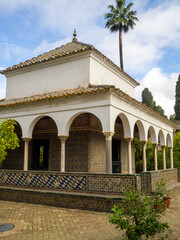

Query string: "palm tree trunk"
[119, 24, 124, 70]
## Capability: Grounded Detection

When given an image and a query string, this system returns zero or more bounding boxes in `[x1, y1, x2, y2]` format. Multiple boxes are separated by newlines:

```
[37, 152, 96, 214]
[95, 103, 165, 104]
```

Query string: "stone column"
[22, 138, 32, 171]
[152, 143, 158, 171]
[125, 138, 133, 174]
[141, 141, 147, 172]
[58, 136, 68, 172]
[161, 145, 166, 170]
[104, 132, 114, 174]
[169, 147, 174, 169]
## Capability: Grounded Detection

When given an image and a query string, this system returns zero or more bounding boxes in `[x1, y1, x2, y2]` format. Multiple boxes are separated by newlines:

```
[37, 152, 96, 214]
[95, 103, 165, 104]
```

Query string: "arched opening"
[158, 130, 166, 170]
[66, 113, 104, 172]
[133, 123, 142, 173]
[2, 121, 24, 170]
[113, 116, 123, 173]
[147, 126, 157, 171]
[29, 116, 58, 171]
[113, 113, 133, 174]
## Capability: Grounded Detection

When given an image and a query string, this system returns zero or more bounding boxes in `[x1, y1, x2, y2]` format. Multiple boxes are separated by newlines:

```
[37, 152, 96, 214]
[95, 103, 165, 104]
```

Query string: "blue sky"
[0, 0, 179, 117]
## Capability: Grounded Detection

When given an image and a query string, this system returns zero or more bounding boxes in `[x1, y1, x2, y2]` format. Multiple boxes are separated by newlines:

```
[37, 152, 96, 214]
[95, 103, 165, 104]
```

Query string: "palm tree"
[105, 0, 138, 70]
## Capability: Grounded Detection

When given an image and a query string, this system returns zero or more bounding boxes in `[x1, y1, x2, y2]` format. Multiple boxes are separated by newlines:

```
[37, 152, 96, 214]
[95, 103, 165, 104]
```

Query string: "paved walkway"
[0, 195, 180, 240]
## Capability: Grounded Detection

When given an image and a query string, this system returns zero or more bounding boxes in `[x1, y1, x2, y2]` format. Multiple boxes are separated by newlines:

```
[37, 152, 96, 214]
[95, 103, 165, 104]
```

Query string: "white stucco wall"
[0, 91, 174, 146]
[5, 52, 137, 100]
[5, 56, 90, 99]
[89, 55, 136, 97]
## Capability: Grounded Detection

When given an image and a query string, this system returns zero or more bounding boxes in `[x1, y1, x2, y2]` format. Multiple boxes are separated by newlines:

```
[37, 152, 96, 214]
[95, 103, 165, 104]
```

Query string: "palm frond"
[116, 0, 125, 11]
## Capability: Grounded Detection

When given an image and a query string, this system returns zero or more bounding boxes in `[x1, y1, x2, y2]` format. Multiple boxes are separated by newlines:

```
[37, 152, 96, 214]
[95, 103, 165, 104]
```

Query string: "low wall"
[141, 168, 178, 195]
[0, 170, 137, 195]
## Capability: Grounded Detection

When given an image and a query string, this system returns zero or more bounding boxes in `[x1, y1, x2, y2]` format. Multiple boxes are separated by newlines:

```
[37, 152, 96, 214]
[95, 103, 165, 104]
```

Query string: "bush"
[0, 119, 19, 166]
[109, 186, 171, 239]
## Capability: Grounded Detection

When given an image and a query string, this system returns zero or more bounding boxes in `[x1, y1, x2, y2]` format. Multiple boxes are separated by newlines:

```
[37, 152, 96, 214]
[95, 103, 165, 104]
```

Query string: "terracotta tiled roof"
[0, 40, 139, 86]
[0, 86, 107, 107]
[0, 85, 176, 127]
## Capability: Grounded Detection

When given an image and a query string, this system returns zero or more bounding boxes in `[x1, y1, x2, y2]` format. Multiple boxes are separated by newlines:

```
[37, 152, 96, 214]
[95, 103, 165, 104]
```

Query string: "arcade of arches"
[2, 113, 174, 174]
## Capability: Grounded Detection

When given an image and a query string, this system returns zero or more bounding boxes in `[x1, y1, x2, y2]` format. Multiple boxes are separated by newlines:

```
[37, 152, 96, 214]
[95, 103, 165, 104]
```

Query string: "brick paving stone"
[0, 195, 180, 239]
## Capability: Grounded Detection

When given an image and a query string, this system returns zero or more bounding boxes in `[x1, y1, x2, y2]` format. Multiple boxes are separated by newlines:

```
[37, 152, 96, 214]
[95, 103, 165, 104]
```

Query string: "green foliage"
[134, 138, 143, 173]
[142, 88, 153, 108]
[146, 140, 154, 170]
[134, 133, 180, 172]
[169, 114, 175, 121]
[105, 0, 138, 33]
[174, 74, 180, 120]
[109, 186, 171, 240]
[134, 139, 154, 172]
[141, 88, 167, 118]
[134, 139, 173, 172]
[0, 119, 19, 165]
[153, 179, 167, 198]
[173, 132, 180, 168]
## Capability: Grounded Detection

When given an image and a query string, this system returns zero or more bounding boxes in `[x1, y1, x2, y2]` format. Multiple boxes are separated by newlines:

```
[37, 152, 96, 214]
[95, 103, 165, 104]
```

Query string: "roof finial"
[73, 29, 77, 42]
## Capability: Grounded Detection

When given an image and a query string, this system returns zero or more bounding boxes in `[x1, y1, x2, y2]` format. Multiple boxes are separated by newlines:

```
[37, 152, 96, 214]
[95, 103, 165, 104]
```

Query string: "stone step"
[167, 182, 180, 198]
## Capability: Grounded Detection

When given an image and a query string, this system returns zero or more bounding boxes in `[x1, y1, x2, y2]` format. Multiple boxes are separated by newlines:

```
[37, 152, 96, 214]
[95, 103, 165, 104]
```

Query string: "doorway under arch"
[29, 116, 59, 171]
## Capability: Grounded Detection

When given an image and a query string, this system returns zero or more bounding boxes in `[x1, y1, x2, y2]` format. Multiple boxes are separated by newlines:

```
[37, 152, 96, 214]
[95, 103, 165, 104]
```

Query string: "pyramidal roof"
[1, 40, 94, 73]
[0, 30, 139, 85]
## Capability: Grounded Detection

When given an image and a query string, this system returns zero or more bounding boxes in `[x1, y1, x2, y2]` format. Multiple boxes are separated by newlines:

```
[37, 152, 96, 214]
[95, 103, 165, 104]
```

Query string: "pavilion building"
[0, 31, 175, 175]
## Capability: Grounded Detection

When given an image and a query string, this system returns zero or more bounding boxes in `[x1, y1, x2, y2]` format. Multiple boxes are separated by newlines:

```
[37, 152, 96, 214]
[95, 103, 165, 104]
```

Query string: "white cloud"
[135, 68, 178, 117]
[122, 0, 180, 74]
[0, 0, 180, 77]
[32, 38, 71, 56]
[1, 43, 29, 63]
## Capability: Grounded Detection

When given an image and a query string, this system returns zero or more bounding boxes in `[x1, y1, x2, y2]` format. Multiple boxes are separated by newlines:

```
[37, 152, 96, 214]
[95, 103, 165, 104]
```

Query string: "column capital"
[152, 143, 158, 147]
[103, 132, 114, 141]
[140, 141, 147, 145]
[58, 135, 69, 141]
[161, 145, 166, 148]
[124, 137, 133, 142]
[168, 146, 173, 149]
[22, 137, 32, 142]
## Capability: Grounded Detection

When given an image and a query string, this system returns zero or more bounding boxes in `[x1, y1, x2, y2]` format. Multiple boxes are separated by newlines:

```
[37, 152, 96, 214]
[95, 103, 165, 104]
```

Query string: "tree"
[105, 0, 138, 70]
[142, 88, 153, 108]
[142, 88, 167, 118]
[173, 132, 180, 168]
[169, 114, 175, 121]
[174, 74, 180, 120]
[0, 119, 19, 166]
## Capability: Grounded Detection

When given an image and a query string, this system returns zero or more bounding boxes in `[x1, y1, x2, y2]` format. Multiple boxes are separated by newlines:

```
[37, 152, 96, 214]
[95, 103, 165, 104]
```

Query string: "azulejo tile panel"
[0, 171, 137, 194]
[0, 171, 87, 191]
[87, 176, 136, 193]
[140, 173, 151, 195]
[0, 172, 27, 186]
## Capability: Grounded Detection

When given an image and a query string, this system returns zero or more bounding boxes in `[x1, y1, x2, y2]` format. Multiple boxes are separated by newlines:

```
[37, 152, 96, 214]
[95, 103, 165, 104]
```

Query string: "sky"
[0, 0, 179, 117]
